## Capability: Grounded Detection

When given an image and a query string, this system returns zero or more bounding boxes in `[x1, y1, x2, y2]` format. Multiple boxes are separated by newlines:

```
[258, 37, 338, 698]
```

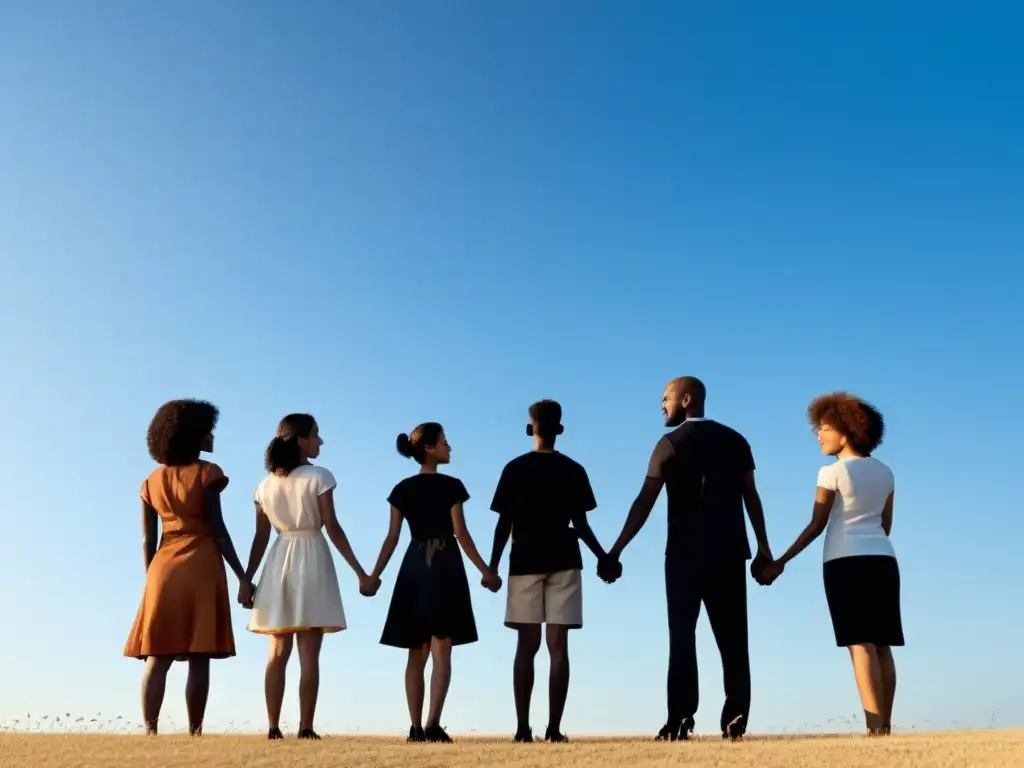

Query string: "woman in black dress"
[369, 422, 502, 743]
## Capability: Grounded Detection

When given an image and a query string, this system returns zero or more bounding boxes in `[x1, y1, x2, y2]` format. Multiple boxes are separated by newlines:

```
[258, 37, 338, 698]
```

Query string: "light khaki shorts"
[505, 569, 583, 629]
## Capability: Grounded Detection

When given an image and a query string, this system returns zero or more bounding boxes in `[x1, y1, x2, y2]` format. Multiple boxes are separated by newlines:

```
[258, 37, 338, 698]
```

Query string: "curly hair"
[807, 392, 885, 456]
[147, 399, 220, 466]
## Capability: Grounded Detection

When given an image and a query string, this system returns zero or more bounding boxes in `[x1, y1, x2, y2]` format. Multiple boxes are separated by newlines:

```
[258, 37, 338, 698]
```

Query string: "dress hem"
[248, 625, 345, 635]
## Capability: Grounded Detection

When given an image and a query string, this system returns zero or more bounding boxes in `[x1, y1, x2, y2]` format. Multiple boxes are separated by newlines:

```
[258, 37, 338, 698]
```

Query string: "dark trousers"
[665, 556, 751, 733]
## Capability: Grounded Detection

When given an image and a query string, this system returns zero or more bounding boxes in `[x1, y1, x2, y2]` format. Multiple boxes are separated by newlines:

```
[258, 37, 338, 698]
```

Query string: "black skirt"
[379, 536, 479, 649]
[823, 554, 904, 648]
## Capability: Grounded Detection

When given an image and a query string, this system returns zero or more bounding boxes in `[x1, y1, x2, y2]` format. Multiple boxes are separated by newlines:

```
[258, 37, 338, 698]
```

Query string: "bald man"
[603, 377, 772, 741]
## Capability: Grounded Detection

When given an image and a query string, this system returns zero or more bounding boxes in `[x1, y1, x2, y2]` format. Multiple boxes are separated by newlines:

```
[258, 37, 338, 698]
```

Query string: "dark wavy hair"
[808, 392, 885, 456]
[147, 399, 219, 466]
[396, 422, 444, 464]
[266, 413, 317, 475]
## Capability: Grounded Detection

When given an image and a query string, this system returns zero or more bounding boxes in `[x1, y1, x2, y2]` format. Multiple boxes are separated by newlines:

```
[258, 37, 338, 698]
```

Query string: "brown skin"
[242, 420, 374, 737]
[759, 415, 897, 736]
[369, 429, 499, 734]
[603, 378, 771, 580]
[140, 429, 250, 736]
[488, 418, 606, 738]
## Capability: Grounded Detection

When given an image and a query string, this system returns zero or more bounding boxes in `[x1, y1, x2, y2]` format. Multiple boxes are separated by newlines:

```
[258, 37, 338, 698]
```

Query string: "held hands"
[480, 568, 503, 593]
[237, 580, 256, 609]
[359, 573, 382, 597]
[597, 553, 623, 584]
[751, 547, 784, 586]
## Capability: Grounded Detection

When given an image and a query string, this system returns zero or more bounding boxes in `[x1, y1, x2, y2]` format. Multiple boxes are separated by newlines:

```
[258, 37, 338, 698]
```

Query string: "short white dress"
[248, 464, 347, 634]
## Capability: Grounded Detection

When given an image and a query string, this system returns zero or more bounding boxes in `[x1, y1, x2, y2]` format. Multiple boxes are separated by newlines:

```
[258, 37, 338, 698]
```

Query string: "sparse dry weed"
[1, 731, 1022, 768]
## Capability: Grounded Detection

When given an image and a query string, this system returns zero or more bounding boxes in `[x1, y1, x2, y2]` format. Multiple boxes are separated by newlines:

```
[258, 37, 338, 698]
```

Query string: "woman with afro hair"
[124, 399, 254, 736]
[759, 393, 903, 736]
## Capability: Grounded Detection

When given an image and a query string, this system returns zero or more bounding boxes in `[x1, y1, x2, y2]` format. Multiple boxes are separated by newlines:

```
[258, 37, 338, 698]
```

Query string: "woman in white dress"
[243, 414, 379, 740]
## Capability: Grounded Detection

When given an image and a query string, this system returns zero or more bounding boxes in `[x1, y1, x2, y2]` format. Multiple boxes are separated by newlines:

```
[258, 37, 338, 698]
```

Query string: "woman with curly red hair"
[760, 393, 902, 736]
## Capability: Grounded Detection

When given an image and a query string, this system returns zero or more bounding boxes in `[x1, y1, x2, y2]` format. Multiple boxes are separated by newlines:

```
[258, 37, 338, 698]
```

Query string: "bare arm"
[203, 487, 248, 583]
[488, 514, 513, 572]
[451, 502, 491, 575]
[570, 510, 608, 561]
[244, 502, 273, 582]
[881, 491, 894, 536]
[371, 505, 404, 579]
[741, 470, 772, 556]
[776, 487, 834, 567]
[318, 489, 368, 579]
[141, 501, 158, 571]
[610, 477, 664, 559]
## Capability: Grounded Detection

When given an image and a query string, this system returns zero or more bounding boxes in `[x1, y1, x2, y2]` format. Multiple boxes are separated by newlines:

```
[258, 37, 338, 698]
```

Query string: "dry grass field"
[2, 731, 1022, 768]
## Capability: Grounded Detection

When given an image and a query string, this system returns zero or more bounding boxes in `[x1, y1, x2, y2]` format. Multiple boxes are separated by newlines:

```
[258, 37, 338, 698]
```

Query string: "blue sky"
[1, 0, 1021, 736]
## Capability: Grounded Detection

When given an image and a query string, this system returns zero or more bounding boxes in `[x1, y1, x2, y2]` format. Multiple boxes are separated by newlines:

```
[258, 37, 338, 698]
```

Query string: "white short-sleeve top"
[818, 457, 896, 562]
[254, 465, 337, 533]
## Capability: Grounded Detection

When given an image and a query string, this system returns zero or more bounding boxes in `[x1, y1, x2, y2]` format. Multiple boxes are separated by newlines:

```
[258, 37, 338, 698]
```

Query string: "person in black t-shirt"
[603, 377, 773, 742]
[488, 400, 616, 743]
[368, 422, 502, 744]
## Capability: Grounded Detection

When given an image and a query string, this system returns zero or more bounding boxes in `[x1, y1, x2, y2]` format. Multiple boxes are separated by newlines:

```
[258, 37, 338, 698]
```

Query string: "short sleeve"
[490, 465, 512, 514]
[140, 477, 151, 506]
[738, 436, 755, 472]
[386, 482, 404, 511]
[575, 466, 598, 513]
[646, 437, 674, 479]
[452, 477, 470, 506]
[315, 466, 337, 496]
[201, 462, 230, 492]
[816, 464, 839, 492]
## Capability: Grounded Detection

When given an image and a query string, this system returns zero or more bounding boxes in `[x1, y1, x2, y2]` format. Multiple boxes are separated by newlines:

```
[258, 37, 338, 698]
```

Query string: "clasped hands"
[750, 547, 784, 586]
[237, 579, 256, 609]
[480, 569, 502, 593]
[596, 553, 623, 584]
[359, 573, 382, 597]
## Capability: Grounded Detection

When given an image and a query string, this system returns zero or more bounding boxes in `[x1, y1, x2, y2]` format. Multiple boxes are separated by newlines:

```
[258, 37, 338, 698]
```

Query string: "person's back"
[498, 450, 589, 576]
[255, 464, 332, 533]
[820, 457, 895, 561]
[659, 419, 753, 565]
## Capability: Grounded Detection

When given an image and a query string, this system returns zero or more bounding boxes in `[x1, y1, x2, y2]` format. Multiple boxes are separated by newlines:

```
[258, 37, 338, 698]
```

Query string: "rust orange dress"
[124, 461, 236, 660]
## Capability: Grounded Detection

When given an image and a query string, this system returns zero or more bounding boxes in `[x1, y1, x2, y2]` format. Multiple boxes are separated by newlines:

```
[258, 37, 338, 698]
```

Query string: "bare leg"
[265, 634, 293, 731]
[425, 636, 453, 727]
[513, 626, 542, 731]
[296, 630, 324, 732]
[405, 644, 429, 728]
[141, 656, 174, 735]
[546, 625, 570, 736]
[848, 644, 886, 734]
[876, 645, 896, 734]
[185, 657, 210, 735]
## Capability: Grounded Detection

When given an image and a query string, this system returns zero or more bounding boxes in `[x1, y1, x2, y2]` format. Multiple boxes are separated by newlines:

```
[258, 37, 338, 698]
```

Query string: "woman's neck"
[419, 462, 438, 474]
[837, 447, 868, 460]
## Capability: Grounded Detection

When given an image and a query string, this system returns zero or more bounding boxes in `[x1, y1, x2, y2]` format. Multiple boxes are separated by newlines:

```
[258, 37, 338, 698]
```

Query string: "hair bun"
[396, 433, 414, 459]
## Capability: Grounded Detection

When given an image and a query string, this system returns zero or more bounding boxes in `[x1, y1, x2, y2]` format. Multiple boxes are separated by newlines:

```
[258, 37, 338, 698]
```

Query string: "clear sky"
[1, 0, 1021, 737]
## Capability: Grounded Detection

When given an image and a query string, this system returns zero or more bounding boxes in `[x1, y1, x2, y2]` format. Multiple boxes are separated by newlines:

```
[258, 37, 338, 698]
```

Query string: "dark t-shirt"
[647, 419, 755, 563]
[490, 451, 597, 576]
[387, 473, 470, 541]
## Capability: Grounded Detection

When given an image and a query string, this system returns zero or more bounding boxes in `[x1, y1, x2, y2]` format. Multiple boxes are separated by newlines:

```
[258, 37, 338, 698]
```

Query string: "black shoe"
[407, 725, 426, 742]
[513, 725, 533, 743]
[656, 717, 695, 741]
[268, 727, 284, 740]
[297, 728, 321, 740]
[544, 727, 568, 743]
[424, 724, 452, 743]
[722, 715, 744, 741]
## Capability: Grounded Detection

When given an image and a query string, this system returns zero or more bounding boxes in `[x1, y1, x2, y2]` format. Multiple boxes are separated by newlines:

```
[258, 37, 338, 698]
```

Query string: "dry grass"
[1, 731, 1022, 768]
